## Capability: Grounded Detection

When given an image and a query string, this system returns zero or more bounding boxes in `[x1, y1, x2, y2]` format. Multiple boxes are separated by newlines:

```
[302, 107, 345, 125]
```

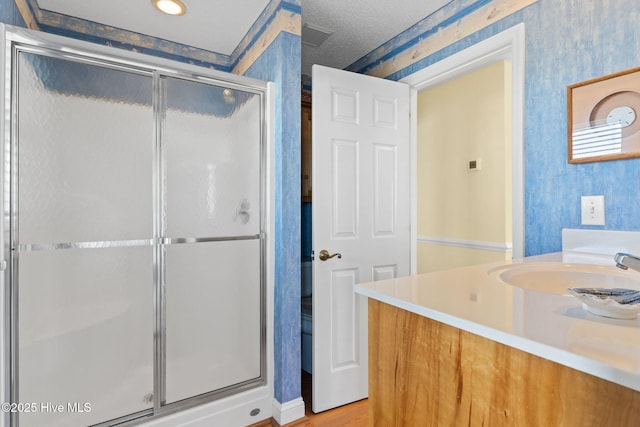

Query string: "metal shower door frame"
[0, 24, 269, 427]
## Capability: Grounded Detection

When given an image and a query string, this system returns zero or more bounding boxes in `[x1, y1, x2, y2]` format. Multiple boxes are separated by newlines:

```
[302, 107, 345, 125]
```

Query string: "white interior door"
[311, 65, 411, 413]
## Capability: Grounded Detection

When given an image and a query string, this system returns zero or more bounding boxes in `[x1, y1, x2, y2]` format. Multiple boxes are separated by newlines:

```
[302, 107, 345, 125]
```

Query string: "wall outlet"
[581, 195, 605, 225]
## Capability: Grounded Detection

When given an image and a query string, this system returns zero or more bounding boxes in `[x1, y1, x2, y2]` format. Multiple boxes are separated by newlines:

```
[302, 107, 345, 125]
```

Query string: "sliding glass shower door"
[8, 42, 265, 427]
[15, 51, 155, 427]
[163, 77, 263, 404]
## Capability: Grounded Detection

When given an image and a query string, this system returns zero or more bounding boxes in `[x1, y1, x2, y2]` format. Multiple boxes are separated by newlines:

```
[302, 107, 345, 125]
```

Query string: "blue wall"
[244, 30, 301, 404]
[0, 0, 24, 26]
[384, 0, 640, 256]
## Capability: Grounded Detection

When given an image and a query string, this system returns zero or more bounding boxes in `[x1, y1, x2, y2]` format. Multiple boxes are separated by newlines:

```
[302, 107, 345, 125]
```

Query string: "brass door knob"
[318, 249, 342, 261]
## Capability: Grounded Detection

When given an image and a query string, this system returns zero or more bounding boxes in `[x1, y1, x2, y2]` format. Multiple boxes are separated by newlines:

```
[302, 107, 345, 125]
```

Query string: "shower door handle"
[318, 249, 342, 261]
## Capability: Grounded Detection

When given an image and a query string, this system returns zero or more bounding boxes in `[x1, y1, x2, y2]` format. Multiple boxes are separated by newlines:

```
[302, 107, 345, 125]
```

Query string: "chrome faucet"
[614, 253, 640, 273]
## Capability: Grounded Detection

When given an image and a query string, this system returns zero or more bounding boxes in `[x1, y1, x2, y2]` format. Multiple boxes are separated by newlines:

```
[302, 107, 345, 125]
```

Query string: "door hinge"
[311, 250, 314, 261]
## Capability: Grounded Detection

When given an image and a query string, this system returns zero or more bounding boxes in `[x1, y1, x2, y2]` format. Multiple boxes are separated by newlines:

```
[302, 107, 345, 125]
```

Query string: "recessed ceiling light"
[152, 0, 187, 16]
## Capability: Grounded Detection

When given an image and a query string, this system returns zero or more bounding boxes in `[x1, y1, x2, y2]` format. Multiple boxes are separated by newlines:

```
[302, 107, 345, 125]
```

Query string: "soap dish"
[567, 287, 640, 319]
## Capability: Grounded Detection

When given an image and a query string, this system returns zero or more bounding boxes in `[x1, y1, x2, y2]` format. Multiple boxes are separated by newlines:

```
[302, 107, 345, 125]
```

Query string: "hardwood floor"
[249, 371, 368, 427]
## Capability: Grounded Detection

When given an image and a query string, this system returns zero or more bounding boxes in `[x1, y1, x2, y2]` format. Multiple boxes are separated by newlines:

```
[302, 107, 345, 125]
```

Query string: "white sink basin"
[488, 262, 640, 295]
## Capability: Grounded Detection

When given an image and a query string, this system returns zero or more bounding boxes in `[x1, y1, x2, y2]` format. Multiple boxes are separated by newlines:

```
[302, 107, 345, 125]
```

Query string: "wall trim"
[418, 236, 512, 253]
[13, 0, 38, 29]
[349, 0, 536, 79]
[12, 0, 301, 73]
[232, 5, 301, 75]
[271, 397, 305, 425]
[16, 0, 231, 68]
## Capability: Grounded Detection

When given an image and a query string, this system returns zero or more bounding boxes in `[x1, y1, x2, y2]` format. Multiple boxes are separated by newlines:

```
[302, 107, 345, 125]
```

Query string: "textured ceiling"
[301, 0, 451, 76]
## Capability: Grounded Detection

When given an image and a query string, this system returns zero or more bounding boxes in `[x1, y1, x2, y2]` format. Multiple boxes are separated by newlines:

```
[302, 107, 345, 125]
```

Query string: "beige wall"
[417, 61, 512, 273]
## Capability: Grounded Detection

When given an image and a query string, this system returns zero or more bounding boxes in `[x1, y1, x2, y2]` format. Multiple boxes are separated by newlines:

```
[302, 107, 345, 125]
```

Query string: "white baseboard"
[272, 397, 305, 426]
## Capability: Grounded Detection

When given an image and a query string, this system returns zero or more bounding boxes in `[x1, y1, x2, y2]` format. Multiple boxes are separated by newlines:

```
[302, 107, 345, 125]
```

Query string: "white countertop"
[354, 252, 640, 392]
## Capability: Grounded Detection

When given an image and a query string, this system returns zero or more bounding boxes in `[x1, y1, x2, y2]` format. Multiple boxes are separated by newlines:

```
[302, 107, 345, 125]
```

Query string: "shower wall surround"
[1, 27, 272, 427]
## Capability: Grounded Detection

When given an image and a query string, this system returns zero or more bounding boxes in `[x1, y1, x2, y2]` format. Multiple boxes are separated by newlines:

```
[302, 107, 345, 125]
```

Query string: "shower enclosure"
[0, 26, 271, 427]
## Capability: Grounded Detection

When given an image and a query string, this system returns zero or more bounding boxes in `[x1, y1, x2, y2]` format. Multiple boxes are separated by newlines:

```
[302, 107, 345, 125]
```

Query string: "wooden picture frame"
[568, 66, 640, 163]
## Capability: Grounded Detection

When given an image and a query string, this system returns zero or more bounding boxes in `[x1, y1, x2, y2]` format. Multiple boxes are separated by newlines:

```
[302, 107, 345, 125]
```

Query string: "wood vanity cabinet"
[301, 101, 312, 202]
[368, 299, 640, 427]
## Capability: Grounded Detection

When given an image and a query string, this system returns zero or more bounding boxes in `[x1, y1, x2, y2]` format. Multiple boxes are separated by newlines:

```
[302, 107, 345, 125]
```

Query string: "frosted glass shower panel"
[18, 246, 154, 427]
[6, 36, 268, 427]
[165, 240, 261, 403]
[17, 52, 153, 244]
[165, 77, 261, 237]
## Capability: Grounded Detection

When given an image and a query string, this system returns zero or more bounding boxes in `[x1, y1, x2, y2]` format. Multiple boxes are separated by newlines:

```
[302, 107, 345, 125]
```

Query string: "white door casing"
[311, 65, 411, 413]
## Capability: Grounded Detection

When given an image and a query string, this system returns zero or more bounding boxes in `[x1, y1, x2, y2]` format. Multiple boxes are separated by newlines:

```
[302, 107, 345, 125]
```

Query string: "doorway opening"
[416, 60, 513, 273]
[402, 23, 525, 272]
[299, 22, 525, 413]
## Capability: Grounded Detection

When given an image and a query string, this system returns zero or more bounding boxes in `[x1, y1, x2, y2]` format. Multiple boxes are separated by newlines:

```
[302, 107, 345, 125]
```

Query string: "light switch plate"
[468, 159, 482, 171]
[581, 195, 605, 225]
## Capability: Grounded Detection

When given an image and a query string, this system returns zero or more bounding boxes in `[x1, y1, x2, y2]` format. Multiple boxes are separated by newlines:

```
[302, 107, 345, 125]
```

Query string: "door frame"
[401, 23, 526, 272]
